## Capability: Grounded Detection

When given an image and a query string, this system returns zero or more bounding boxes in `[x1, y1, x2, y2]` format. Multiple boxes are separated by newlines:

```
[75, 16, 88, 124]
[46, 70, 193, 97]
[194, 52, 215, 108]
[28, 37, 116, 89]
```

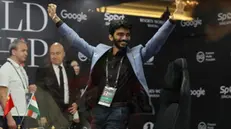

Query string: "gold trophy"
[173, 0, 199, 20]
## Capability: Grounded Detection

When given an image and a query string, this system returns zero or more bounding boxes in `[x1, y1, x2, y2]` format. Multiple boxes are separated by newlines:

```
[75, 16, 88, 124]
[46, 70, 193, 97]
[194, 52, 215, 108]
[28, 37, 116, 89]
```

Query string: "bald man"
[35, 43, 79, 128]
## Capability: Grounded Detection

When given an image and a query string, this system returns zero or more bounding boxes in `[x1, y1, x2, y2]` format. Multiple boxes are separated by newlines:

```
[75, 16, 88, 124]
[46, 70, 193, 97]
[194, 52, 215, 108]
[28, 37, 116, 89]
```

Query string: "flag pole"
[19, 92, 34, 126]
[14, 106, 22, 129]
[14, 105, 21, 121]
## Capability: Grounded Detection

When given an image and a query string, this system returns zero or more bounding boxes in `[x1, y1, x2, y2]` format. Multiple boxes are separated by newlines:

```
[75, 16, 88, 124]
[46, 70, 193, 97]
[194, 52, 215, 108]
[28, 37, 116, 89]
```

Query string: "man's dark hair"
[109, 19, 132, 35]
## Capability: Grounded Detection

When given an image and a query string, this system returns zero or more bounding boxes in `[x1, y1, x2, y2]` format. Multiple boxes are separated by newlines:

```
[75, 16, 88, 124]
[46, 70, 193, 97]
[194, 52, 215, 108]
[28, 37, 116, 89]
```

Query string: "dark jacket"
[35, 63, 77, 114]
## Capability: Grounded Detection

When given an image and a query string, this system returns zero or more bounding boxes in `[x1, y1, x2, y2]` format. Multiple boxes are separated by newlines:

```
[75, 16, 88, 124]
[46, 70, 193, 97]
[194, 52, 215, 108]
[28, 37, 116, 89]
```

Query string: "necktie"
[58, 65, 64, 99]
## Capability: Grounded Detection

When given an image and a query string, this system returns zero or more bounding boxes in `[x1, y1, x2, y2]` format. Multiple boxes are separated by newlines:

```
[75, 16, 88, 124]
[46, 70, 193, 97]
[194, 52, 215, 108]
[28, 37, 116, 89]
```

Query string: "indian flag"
[27, 95, 40, 119]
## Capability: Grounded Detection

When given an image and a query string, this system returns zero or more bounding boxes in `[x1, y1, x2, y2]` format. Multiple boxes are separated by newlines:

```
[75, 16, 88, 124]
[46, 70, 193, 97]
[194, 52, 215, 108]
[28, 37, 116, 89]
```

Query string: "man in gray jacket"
[47, 0, 185, 128]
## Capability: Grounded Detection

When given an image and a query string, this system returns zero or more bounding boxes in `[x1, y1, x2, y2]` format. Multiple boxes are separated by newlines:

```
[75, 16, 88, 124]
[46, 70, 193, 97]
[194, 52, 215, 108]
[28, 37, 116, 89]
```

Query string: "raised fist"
[47, 3, 57, 19]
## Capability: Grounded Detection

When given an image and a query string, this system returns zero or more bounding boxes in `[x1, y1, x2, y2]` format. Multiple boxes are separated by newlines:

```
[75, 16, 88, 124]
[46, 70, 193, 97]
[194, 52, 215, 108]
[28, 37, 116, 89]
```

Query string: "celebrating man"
[47, 0, 185, 128]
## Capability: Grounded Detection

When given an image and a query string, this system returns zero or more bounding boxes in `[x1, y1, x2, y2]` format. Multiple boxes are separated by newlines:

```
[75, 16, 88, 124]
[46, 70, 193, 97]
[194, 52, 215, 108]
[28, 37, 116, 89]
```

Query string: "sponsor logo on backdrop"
[220, 85, 231, 99]
[144, 56, 154, 65]
[60, 9, 87, 22]
[104, 13, 125, 26]
[196, 51, 215, 63]
[139, 18, 164, 28]
[143, 122, 154, 129]
[181, 18, 202, 28]
[78, 52, 88, 62]
[198, 122, 216, 129]
[217, 12, 231, 26]
[191, 87, 206, 98]
[198, 122, 206, 129]
[149, 89, 161, 98]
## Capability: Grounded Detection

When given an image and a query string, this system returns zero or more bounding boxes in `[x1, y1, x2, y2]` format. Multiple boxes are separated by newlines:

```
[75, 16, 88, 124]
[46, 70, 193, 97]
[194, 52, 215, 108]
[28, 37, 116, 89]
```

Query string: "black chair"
[155, 58, 191, 129]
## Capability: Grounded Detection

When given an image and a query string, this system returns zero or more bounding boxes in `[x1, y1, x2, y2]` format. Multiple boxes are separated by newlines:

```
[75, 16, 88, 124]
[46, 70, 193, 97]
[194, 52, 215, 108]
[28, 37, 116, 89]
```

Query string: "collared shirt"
[91, 49, 139, 103]
[52, 63, 69, 104]
[0, 58, 28, 116]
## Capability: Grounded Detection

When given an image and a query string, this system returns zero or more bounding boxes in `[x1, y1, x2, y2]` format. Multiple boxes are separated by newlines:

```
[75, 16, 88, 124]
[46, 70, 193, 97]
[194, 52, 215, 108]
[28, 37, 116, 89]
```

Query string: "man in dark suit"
[35, 43, 79, 128]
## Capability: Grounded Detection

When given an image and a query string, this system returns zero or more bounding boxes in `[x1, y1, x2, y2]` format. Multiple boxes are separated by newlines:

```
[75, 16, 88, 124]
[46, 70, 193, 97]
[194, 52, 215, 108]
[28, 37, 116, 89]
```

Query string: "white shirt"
[0, 58, 28, 116]
[52, 64, 69, 104]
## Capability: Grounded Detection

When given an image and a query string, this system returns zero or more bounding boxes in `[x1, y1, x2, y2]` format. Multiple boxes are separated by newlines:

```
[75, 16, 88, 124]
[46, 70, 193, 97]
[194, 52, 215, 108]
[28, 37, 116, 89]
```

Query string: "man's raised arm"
[141, 0, 186, 62]
[47, 3, 95, 58]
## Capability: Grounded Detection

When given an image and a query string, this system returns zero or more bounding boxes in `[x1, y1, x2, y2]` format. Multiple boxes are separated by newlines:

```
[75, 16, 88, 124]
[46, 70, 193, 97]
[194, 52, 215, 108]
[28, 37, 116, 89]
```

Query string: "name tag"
[98, 86, 117, 107]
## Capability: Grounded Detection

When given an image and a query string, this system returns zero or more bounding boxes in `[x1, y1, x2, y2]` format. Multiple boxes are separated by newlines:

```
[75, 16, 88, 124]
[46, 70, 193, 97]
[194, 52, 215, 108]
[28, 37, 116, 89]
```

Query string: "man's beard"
[113, 38, 130, 50]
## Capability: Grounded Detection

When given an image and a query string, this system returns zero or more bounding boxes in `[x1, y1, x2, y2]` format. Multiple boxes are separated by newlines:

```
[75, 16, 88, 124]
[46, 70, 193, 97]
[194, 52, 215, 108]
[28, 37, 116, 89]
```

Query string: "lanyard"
[105, 56, 125, 88]
[7, 60, 27, 90]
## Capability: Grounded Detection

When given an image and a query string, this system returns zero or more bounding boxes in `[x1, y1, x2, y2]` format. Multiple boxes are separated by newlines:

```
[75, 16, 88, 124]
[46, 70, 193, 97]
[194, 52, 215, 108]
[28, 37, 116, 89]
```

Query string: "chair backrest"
[155, 58, 191, 129]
